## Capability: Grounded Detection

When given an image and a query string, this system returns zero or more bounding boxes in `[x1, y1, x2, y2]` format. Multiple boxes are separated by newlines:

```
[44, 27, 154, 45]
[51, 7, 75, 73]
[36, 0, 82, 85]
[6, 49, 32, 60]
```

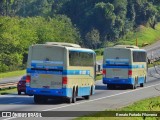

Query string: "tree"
[85, 28, 100, 49]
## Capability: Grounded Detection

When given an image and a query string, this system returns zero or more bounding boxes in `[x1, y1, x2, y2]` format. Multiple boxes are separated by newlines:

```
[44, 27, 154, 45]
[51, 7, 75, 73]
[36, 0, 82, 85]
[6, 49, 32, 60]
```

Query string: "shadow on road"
[95, 85, 107, 90]
[95, 84, 133, 90]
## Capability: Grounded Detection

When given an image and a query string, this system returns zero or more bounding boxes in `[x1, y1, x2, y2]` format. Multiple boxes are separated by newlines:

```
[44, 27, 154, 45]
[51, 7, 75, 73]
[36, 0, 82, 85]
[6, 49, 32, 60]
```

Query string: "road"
[0, 67, 159, 120]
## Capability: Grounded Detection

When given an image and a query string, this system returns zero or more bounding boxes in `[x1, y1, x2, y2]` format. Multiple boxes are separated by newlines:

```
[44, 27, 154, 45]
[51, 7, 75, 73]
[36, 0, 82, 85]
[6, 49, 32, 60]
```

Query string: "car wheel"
[18, 91, 21, 95]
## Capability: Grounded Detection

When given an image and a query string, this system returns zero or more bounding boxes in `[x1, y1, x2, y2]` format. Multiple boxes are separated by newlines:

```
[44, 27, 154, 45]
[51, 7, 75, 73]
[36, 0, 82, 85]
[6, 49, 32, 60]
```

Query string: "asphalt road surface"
[0, 67, 159, 120]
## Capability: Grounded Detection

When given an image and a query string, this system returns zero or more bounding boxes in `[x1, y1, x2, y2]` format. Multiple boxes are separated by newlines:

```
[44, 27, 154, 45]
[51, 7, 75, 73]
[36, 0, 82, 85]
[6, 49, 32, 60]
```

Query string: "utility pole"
[136, 38, 138, 46]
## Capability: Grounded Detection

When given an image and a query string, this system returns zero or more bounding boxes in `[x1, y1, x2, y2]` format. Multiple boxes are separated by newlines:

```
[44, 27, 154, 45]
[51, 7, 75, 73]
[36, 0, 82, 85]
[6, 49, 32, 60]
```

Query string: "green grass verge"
[148, 60, 160, 68]
[76, 96, 160, 120]
[0, 70, 26, 79]
[0, 87, 17, 95]
[96, 74, 102, 80]
[117, 24, 160, 47]
[96, 56, 103, 61]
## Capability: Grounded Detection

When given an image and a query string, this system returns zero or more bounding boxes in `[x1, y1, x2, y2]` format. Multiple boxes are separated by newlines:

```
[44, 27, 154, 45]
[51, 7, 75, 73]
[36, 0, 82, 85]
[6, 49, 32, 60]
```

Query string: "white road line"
[43, 83, 160, 111]
[2, 117, 16, 120]
[1, 83, 160, 120]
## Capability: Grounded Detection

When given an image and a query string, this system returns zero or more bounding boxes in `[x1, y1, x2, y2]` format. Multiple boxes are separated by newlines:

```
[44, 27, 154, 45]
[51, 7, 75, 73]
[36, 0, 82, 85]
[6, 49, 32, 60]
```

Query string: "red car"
[17, 76, 26, 95]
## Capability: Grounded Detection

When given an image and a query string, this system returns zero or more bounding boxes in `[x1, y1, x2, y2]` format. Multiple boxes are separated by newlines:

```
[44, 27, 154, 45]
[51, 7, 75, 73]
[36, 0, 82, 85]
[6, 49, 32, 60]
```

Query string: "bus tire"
[107, 84, 114, 90]
[90, 86, 93, 95]
[84, 95, 90, 100]
[34, 95, 47, 104]
[83, 87, 91, 100]
[34, 95, 41, 104]
[144, 76, 147, 83]
[131, 84, 136, 89]
[67, 97, 72, 104]
[140, 83, 144, 87]
[131, 79, 137, 89]
[72, 88, 76, 103]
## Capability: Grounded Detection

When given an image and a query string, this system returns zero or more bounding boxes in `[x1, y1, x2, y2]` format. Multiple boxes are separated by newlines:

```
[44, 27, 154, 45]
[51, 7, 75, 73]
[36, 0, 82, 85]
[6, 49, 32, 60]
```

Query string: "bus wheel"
[84, 95, 90, 100]
[34, 95, 47, 104]
[67, 97, 72, 104]
[83, 88, 91, 100]
[34, 95, 40, 104]
[72, 88, 76, 103]
[107, 84, 114, 90]
[90, 86, 93, 95]
[131, 79, 137, 89]
[131, 84, 136, 89]
[140, 83, 144, 87]
[144, 76, 147, 83]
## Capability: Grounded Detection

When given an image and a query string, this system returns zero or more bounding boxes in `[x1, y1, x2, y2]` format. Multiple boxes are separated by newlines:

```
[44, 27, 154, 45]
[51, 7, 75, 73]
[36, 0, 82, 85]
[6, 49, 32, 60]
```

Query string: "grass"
[76, 96, 160, 120]
[0, 87, 17, 95]
[96, 74, 102, 80]
[0, 70, 26, 79]
[148, 60, 160, 68]
[117, 23, 160, 47]
[96, 55, 103, 61]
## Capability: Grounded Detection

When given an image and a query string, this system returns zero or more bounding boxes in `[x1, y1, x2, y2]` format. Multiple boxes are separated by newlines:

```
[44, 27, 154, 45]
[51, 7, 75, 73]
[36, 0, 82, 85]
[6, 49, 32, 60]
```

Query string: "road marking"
[43, 82, 160, 111]
[1, 83, 160, 120]
[2, 117, 16, 120]
[0, 95, 30, 97]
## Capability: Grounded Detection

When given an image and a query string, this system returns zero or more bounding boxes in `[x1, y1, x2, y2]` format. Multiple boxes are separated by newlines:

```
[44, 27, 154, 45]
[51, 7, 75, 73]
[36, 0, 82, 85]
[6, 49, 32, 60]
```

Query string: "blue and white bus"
[26, 42, 96, 103]
[103, 45, 147, 89]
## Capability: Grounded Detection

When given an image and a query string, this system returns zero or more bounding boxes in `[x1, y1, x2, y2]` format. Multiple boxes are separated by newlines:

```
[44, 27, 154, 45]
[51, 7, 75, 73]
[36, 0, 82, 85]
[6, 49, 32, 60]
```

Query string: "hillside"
[0, 0, 160, 72]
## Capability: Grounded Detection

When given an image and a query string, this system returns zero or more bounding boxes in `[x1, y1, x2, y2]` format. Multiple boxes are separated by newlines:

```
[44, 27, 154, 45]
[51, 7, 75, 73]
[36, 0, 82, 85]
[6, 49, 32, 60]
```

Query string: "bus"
[26, 42, 96, 104]
[103, 45, 147, 89]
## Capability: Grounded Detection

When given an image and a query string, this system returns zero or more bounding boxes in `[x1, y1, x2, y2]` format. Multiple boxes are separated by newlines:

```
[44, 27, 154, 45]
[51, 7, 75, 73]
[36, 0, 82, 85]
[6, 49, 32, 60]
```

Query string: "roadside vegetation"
[148, 60, 160, 68]
[117, 23, 160, 47]
[0, 70, 25, 79]
[76, 96, 160, 120]
[0, 16, 80, 73]
[96, 74, 102, 81]
[0, 88, 17, 95]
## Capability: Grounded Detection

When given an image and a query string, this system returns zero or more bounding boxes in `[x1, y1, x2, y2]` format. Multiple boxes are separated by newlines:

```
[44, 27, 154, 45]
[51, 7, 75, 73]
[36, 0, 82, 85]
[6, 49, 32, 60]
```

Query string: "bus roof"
[45, 42, 81, 48]
[105, 45, 146, 52]
[113, 45, 139, 49]
[66, 47, 95, 53]
[31, 44, 95, 53]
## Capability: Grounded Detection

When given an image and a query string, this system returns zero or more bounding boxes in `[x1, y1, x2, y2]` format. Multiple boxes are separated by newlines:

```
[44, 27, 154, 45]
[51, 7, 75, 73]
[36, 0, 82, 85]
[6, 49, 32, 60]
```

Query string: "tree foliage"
[0, 16, 80, 72]
[0, 0, 160, 72]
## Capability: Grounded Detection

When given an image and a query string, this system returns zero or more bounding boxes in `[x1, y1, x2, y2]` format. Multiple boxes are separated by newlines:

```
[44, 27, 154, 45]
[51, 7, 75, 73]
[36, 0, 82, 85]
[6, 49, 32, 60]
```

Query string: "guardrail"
[0, 82, 17, 90]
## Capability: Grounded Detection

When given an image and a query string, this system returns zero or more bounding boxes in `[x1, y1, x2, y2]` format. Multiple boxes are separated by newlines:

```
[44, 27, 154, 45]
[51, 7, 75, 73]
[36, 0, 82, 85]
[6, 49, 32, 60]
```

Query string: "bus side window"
[69, 51, 80, 66]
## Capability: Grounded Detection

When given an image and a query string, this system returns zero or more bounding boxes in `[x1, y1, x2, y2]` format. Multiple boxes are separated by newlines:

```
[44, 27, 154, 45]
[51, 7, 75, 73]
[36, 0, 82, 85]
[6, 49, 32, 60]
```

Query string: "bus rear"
[103, 47, 132, 89]
[26, 45, 69, 103]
